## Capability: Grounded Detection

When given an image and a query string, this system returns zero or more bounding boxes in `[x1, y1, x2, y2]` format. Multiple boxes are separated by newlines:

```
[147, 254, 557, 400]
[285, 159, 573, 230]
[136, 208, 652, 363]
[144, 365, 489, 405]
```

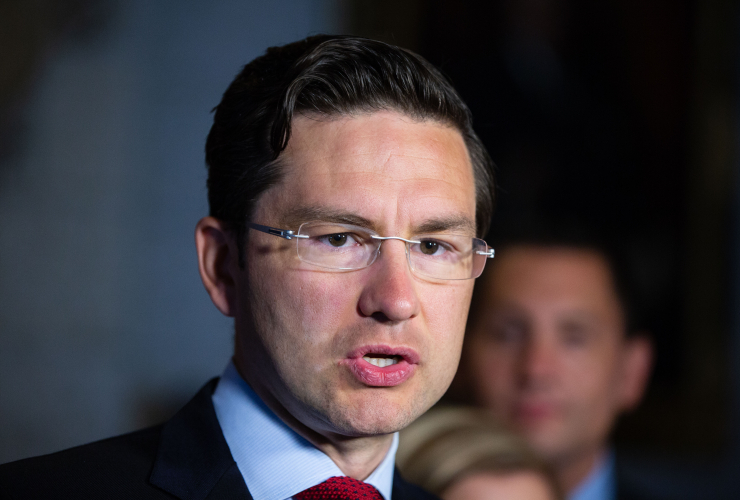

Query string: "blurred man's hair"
[205, 35, 495, 266]
[473, 217, 644, 336]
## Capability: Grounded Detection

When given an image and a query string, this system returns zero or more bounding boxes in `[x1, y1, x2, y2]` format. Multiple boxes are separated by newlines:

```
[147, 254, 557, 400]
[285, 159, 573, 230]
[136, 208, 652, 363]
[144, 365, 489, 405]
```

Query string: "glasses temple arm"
[476, 248, 495, 259]
[247, 222, 309, 240]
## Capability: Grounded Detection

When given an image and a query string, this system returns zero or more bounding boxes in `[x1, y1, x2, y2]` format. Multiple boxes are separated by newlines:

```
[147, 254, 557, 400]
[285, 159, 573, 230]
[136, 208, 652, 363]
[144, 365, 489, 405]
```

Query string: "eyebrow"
[281, 205, 476, 236]
[414, 215, 476, 235]
[281, 206, 375, 230]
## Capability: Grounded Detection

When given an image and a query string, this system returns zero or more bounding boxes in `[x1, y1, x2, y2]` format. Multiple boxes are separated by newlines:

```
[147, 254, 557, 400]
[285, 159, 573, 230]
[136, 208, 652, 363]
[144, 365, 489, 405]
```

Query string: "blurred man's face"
[234, 111, 477, 439]
[465, 246, 649, 466]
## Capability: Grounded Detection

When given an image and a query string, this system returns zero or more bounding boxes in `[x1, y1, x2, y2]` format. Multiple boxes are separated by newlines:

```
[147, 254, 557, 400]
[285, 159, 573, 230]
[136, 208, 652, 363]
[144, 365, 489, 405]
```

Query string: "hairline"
[473, 243, 631, 338]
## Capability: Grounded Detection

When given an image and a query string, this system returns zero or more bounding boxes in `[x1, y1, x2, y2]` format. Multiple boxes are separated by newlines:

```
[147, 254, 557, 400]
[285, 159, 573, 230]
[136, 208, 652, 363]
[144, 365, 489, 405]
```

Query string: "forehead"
[482, 246, 623, 319]
[255, 110, 476, 233]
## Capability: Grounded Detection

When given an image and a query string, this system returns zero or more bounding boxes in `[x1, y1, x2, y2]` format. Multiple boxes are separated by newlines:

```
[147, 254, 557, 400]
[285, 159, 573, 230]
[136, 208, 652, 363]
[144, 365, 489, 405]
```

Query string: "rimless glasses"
[248, 221, 494, 281]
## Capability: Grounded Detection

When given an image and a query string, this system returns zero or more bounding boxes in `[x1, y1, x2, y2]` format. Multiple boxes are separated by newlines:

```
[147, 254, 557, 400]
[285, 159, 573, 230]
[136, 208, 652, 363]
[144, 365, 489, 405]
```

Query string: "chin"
[519, 427, 569, 462]
[326, 390, 428, 437]
[338, 418, 408, 437]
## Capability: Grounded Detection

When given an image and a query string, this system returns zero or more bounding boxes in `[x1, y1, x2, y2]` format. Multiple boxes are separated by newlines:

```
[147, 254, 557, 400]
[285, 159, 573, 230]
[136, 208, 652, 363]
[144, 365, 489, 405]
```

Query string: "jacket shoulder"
[0, 378, 239, 500]
[0, 425, 172, 499]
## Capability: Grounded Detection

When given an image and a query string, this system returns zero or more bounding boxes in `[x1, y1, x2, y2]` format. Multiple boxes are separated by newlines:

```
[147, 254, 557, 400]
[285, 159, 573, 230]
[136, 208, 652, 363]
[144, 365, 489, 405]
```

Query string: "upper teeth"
[363, 356, 399, 368]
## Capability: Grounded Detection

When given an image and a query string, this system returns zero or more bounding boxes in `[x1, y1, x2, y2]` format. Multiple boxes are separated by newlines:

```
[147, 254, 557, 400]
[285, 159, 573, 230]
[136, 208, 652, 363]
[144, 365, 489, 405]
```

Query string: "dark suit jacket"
[614, 451, 669, 500]
[0, 379, 438, 500]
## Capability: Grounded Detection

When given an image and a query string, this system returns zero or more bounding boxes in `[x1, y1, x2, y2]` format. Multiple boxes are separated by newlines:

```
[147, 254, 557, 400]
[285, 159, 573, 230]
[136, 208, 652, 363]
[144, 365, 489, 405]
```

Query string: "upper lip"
[515, 400, 558, 415]
[346, 344, 420, 364]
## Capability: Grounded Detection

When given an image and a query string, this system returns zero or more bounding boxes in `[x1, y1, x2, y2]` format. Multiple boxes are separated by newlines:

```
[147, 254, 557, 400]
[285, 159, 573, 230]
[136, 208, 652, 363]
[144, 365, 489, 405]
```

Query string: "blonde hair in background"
[396, 406, 562, 500]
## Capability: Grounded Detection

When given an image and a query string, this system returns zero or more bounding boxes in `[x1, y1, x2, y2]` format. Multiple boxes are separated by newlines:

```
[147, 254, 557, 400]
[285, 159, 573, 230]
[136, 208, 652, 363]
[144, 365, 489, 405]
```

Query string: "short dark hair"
[205, 35, 494, 265]
[472, 218, 643, 336]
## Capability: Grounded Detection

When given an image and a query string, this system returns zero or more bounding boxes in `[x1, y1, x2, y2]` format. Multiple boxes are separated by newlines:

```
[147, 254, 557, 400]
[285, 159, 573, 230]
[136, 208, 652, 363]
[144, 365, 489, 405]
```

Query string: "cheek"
[560, 349, 623, 424]
[425, 283, 472, 347]
[288, 273, 353, 335]
[467, 340, 516, 403]
[249, 272, 359, 402]
[245, 262, 354, 369]
[562, 348, 617, 396]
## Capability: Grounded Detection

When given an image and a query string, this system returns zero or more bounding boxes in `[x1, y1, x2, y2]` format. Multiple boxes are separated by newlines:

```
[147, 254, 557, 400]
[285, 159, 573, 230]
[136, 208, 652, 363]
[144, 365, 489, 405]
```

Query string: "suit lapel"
[149, 378, 252, 500]
[148, 380, 436, 500]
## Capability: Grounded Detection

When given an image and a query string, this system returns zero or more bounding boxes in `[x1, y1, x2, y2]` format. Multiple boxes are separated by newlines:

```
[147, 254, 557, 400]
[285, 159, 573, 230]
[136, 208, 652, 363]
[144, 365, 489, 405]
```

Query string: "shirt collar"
[212, 361, 398, 500]
[568, 450, 616, 500]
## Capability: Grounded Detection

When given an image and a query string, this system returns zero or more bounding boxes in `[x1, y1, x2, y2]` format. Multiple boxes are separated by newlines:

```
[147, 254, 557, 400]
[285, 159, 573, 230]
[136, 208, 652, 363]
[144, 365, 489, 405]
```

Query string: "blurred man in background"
[457, 227, 653, 500]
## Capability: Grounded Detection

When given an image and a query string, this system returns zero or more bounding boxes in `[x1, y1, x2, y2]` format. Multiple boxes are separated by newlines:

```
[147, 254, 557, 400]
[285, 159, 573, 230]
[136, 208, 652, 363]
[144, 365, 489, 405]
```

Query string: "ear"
[195, 216, 240, 317]
[617, 333, 653, 412]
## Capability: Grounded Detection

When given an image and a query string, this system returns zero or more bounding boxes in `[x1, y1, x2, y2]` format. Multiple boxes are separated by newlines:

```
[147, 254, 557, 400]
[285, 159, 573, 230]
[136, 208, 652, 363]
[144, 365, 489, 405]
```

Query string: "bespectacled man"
[0, 35, 495, 500]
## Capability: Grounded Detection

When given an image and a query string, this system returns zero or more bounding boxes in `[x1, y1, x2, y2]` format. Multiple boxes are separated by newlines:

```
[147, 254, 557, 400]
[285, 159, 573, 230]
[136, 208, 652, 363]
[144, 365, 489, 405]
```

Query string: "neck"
[233, 356, 393, 480]
[555, 447, 607, 495]
[315, 432, 394, 480]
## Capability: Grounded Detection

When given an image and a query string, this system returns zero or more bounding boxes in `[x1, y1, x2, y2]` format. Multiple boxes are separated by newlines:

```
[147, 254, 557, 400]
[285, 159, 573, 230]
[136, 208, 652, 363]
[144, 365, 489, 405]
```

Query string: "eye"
[417, 238, 453, 257]
[491, 322, 526, 344]
[420, 240, 441, 255]
[327, 233, 348, 247]
[315, 231, 366, 248]
[560, 321, 591, 347]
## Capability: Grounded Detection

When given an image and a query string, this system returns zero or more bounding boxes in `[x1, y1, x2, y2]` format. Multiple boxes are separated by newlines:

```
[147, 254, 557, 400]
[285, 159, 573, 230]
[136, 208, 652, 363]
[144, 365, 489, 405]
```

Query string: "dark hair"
[205, 35, 494, 266]
[472, 217, 643, 336]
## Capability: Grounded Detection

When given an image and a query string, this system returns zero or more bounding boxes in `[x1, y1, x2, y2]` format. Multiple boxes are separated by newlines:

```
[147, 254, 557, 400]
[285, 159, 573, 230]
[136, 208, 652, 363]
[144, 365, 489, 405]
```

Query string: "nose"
[357, 239, 421, 322]
[518, 333, 558, 389]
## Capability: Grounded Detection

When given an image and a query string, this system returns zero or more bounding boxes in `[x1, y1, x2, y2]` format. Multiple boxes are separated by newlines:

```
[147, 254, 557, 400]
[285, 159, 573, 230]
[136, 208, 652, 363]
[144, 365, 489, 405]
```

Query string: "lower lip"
[341, 358, 416, 387]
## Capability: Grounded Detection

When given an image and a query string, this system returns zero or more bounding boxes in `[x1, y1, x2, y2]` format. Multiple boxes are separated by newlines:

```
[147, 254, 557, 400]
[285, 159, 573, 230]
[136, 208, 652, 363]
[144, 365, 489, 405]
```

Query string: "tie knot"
[295, 476, 383, 500]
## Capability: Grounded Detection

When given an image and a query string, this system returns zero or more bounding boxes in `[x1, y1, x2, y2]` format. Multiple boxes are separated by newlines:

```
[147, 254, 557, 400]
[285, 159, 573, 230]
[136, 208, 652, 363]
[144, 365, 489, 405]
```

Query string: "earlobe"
[195, 216, 239, 317]
[619, 334, 654, 411]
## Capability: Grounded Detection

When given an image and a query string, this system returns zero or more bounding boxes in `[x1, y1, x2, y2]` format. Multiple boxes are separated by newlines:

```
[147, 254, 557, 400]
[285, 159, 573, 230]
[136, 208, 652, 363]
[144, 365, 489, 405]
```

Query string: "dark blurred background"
[1, 0, 738, 497]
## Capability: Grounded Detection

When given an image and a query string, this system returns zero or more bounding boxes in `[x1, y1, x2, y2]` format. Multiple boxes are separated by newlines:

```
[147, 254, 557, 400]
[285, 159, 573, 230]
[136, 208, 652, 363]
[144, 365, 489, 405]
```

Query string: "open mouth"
[342, 345, 419, 387]
[362, 355, 402, 368]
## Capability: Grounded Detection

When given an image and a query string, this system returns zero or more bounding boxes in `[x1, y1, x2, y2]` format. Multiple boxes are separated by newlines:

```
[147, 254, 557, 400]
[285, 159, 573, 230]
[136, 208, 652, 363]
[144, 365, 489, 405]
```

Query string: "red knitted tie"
[295, 476, 383, 500]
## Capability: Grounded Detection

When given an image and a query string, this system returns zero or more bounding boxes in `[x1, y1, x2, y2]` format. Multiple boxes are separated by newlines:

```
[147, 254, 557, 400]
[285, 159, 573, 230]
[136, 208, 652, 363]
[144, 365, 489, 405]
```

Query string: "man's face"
[234, 111, 477, 438]
[465, 246, 644, 464]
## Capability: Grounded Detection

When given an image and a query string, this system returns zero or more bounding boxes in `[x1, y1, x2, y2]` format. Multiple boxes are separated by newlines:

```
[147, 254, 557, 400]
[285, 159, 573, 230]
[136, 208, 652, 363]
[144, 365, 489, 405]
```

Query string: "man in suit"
[457, 227, 653, 500]
[0, 35, 495, 500]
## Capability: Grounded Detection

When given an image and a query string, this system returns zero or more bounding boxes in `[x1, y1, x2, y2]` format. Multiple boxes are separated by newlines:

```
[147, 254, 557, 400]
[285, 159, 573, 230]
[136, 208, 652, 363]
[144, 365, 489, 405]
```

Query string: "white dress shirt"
[212, 362, 398, 500]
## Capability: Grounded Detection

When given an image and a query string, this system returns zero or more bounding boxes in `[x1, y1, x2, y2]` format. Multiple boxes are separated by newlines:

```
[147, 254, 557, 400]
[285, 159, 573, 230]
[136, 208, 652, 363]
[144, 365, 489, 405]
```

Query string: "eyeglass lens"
[294, 222, 488, 280]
